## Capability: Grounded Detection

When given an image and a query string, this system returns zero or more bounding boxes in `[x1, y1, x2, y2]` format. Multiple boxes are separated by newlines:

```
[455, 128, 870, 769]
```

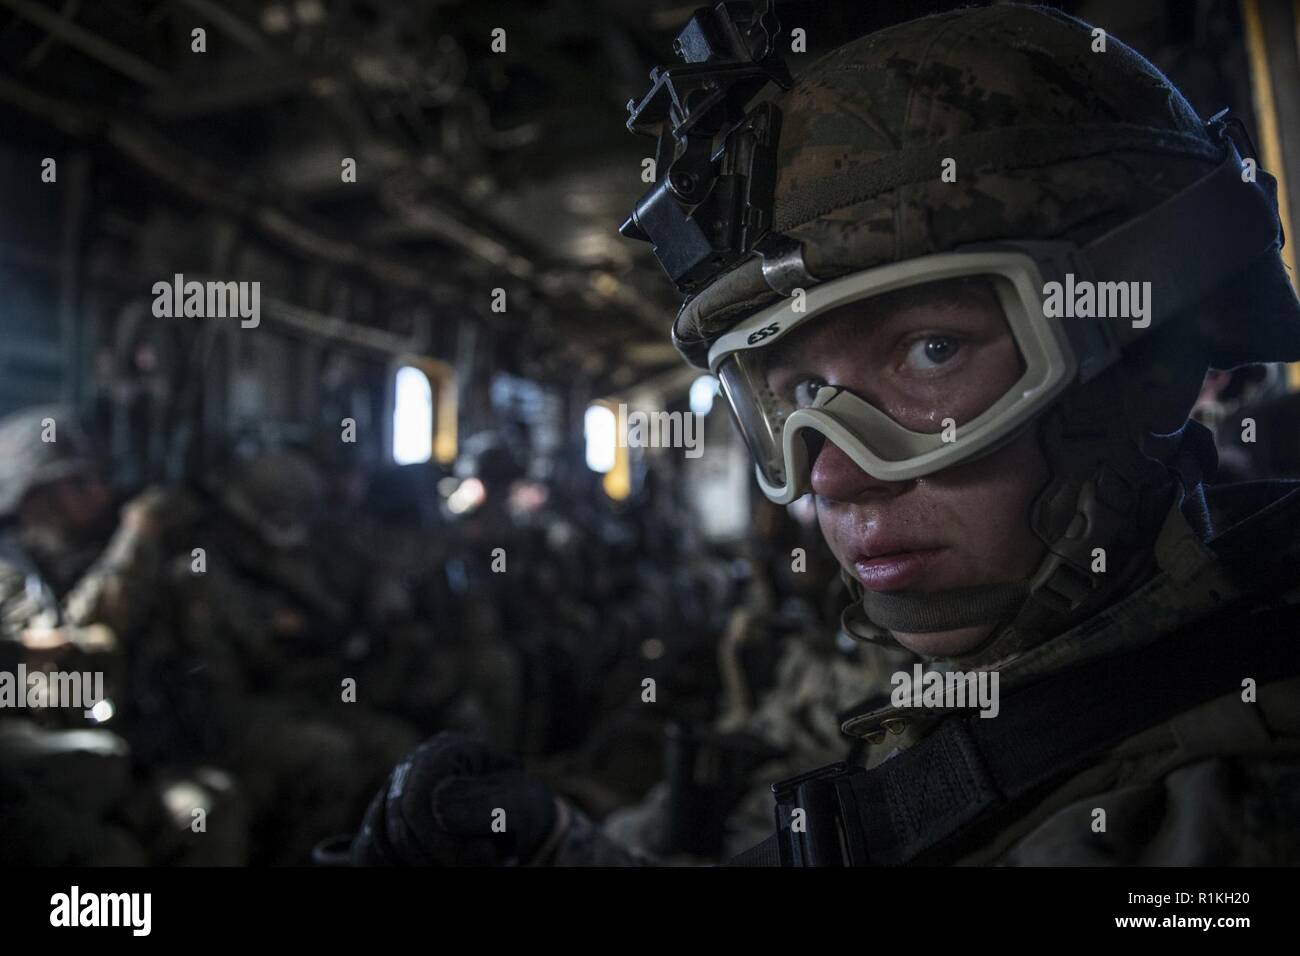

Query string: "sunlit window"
[584, 403, 617, 473]
[690, 374, 718, 417]
[393, 365, 433, 465]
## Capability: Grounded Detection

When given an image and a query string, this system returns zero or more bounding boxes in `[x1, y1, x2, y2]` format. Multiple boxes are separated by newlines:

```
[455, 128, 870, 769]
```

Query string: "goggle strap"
[1085, 143, 1281, 348]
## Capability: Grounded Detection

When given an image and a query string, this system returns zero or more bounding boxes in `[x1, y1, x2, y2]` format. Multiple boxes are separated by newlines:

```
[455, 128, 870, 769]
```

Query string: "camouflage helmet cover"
[0, 405, 98, 519]
[673, 4, 1300, 370]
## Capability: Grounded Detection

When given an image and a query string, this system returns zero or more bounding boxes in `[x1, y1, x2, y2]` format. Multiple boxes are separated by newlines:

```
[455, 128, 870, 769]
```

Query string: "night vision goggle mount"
[619, 1, 793, 292]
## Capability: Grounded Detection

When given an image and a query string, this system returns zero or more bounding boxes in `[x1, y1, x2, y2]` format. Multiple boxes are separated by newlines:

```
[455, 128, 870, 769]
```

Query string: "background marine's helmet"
[0, 405, 99, 520]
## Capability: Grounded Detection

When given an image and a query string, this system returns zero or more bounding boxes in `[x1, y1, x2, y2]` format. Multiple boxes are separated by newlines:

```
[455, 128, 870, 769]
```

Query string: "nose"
[808, 432, 909, 502]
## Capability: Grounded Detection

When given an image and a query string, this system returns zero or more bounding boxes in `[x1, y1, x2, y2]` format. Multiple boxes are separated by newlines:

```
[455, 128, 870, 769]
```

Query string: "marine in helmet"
[648, 1, 1300, 866]
[0, 404, 155, 652]
[143, 448, 420, 864]
[350, 3, 1300, 866]
[0, 404, 185, 864]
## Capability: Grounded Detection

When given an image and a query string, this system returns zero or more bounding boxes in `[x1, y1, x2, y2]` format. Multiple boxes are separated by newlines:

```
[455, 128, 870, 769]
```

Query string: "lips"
[852, 545, 945, 591]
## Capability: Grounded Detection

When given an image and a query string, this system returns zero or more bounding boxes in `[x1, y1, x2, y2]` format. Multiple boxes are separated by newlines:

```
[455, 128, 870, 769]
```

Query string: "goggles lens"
[715, 271, 1044, 496]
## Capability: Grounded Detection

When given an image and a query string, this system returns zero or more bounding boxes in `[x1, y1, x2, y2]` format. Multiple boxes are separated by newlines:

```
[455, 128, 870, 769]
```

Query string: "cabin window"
[392, 365, 434, 465]
[689, 374, 717, 417]
[584, 403, 616, 473]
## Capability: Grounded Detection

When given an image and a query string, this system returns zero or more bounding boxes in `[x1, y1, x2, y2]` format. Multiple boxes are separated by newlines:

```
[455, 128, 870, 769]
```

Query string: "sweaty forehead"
[762, 276, 1002, 373]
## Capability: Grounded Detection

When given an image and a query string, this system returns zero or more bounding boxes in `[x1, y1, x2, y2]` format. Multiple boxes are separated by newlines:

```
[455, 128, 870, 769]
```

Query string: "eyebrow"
[761, 276, 1001, 375]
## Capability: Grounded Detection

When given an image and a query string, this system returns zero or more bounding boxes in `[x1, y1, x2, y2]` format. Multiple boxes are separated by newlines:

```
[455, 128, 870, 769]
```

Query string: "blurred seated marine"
[0, 404, 244, 864]
[153, 449, 422, 864]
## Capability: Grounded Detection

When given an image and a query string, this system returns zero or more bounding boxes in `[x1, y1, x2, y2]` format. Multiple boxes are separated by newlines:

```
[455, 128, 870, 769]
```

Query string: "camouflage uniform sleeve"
[993, 754, 1300, 865]
[0, 557, 34, 669]
[0, 556, 44, 636]
[61, 523, 166, 640]
[974, 675, 1300, 865]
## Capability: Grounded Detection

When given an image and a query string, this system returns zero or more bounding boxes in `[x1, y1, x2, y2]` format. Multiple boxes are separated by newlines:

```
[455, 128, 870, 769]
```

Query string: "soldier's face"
[762, 286, 1050, 658]
[24, 473, 112, 539]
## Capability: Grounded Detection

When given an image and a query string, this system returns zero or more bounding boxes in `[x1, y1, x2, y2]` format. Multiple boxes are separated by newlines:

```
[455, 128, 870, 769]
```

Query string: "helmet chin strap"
[859, 582, 1029, 632]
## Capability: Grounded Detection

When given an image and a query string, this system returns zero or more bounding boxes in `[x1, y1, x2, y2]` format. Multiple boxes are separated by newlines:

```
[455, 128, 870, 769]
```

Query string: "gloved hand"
[350, 732, 561, 866]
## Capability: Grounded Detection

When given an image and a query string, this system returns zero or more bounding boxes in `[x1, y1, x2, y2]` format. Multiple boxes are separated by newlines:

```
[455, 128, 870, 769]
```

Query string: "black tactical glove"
[350, 732, 561, 866]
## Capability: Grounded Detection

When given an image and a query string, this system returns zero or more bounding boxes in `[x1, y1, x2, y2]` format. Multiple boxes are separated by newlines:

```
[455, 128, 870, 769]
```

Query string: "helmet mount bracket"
[620, 1, 792, 292]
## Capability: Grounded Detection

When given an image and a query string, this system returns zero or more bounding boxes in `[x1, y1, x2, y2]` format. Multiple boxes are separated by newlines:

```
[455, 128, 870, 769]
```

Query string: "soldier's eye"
[902, 335, 961, 371]
[792, 377, 826, 408]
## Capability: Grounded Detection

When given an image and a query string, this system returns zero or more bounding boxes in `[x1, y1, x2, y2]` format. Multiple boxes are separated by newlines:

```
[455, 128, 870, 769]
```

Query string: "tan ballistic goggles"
[708, 250, 1092, 503]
